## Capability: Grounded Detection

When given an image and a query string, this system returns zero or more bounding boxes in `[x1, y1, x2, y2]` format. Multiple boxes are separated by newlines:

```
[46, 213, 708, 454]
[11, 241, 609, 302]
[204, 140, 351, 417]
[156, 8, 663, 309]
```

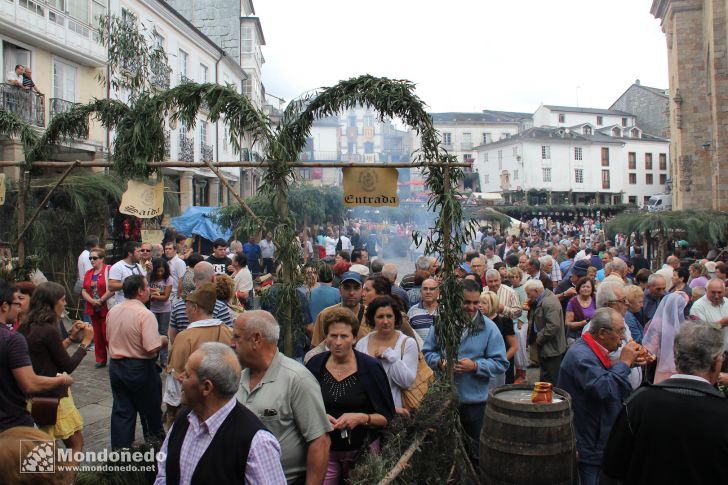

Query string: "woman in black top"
[306, 306, 395, 484]
[18, 282, 94, 457]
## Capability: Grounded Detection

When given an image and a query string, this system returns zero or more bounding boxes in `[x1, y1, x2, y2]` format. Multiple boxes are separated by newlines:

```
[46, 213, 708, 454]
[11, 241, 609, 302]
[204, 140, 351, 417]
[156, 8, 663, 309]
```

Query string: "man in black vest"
[155, 342, 285, 484]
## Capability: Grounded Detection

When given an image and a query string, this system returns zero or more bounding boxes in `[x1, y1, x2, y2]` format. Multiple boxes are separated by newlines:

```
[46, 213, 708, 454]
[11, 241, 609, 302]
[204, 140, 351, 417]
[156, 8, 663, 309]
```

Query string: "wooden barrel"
[479, 384, 575, 485]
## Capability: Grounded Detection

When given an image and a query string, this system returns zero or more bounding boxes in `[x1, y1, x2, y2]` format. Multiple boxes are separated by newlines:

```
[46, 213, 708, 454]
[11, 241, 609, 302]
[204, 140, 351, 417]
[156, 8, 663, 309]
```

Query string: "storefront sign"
[343, 167, 399, 207]
[120, 179, 164, 218]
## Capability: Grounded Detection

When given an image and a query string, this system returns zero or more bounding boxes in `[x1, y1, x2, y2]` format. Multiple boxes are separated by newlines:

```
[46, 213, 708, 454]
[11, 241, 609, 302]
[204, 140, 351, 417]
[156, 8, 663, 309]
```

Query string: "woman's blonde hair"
[479, 289, 500, 319]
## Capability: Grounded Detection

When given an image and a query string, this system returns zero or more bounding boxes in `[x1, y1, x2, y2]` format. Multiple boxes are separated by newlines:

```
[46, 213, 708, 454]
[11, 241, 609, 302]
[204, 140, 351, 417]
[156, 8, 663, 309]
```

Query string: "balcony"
[49, 97, 78, 119]
[201, 143, 213, 163]
[150, 63, 170, 90]
[0, 1, 106, 66]
[179, 136, 194, 162]
[1, 84, 44, 126]
[179, 74, 192, 85]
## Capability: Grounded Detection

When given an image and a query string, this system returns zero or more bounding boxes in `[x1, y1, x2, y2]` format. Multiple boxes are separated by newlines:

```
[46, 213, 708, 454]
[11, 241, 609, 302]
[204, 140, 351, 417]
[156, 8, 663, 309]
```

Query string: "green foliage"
[96, 13, 171, 96]
[498, 203, 629, 218]
[462, 206, 513, 228]
[606, 210, 728, 247]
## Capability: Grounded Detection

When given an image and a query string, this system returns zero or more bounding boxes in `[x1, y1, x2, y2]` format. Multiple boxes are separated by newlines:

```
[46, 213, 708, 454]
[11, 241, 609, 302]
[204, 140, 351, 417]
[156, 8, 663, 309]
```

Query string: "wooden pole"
[200, 158, 260, 224]
[376, 433, 427, 485]
[15, 161, 80, 246]
[0, 160, 473, 169]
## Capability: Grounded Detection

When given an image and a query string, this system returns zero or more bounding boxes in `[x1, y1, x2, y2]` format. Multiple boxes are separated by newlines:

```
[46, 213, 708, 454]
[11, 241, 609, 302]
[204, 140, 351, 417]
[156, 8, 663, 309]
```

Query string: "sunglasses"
[89, 256, 101, 260]
[140, 249, 151, 252]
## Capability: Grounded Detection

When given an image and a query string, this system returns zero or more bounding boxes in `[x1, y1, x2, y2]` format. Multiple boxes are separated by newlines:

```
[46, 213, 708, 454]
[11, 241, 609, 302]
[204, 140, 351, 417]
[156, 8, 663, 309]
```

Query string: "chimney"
[635, 79, 641, 86]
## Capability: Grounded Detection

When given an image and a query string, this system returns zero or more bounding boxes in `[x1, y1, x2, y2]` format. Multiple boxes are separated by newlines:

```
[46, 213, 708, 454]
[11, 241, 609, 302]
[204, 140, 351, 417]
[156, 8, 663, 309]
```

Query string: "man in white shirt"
[656, 255, 681, 291]
[108, 241, 145, 306]
[689, 278, 728, 346]
[163, 241, 187, 303]
[6, 64, 23, 87]
[323, 229, 337, 259]
[259, 231, 276, 275]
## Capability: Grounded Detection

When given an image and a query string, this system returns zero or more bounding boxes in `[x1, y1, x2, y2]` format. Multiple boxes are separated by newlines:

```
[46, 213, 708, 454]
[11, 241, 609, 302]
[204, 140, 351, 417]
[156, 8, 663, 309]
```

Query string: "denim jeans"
[109, 358, 163, 449]
[154, 311, 170, 366]
[459, 402, 486, 467]
[578, 462, 601, 485]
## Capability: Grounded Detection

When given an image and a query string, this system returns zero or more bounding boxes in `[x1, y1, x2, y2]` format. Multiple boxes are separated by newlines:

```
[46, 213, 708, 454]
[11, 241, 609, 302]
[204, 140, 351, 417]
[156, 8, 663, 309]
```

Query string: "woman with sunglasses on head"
[81, 247, 112, 368]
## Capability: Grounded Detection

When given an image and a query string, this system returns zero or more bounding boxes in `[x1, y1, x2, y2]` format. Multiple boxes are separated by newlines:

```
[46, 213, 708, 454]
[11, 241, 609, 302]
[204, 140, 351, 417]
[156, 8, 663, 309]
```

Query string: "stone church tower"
[651, 0, 728, 210]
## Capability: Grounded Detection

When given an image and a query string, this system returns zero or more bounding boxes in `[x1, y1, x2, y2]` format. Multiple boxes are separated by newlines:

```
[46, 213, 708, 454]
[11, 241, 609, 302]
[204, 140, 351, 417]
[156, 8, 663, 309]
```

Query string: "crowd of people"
[1, 215, 728, 484]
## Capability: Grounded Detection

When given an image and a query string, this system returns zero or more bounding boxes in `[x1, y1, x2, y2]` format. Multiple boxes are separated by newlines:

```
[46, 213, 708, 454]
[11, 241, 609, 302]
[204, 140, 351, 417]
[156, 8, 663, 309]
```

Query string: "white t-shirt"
[355, 332, 418, 408]
[108, 260, 145, 305]
[77, 249, 92, 283]
[324, 237, 338, 256]
[167, 255, 186, 296]
[339, 236, 352, 251]
[234, 267, 254, 293]
[260, 239, 276, 259]
[6, 70, 22, 85]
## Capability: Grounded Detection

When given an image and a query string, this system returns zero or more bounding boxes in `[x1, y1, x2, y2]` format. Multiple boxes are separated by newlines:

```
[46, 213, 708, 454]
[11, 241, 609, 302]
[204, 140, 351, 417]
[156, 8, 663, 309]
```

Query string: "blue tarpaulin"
[169, 206, 232, 243]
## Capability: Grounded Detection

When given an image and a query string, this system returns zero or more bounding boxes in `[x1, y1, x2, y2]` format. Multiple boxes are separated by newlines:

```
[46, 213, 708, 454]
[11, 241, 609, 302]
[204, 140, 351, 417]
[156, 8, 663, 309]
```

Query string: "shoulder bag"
[399, 337, 435, 411]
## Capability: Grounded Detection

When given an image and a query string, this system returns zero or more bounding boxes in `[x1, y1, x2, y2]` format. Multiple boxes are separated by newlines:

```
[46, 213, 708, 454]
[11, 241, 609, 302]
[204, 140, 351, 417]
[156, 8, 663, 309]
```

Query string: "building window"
[514, 169, 519, 180]
[364, 115, 374, 127]
[601, 147, 609, 166]
[543, 168, 551, 182]
[364, 142, 374, 154]
[348, 115, 357, 127]
[498, 150, 503, 162]
[512, 146, 518, 156]
[178, 49, 189, 80]
[602, 170, 610, 189]
[596, 116, 603, 125]
[631, 128, 640, 138]
[200, 64, 208, 83]
[628, 152, 636, 170]
[200, 121, 207, 145]
[621, 117, 628, 127]
[541, 145, 551, 159]
[483, 133, 491, 144]
[643, 196, 651, 205]
[575, 168, 584, 184]
[659, 174, 667, 185]
[242, 77, 252, 98]
[483, 152, 489, 162]
[53, 59, 78, 102]
[574, 147, 583, 160]
[558, 113, 565, 123]
[463, 132, 472, 147]
[612, 127, 621, 137]
[484, 174, 490, 184]
[583, 126, 592, 135]
[645, 153, 653, 170]
[646, 173, 654, 184]
[629, 196, 637, 205]
[443, 132, 452, 145]
[242, 25, 253, 53]
[629, 173, 637, 184]
[659, 153, 667, 170]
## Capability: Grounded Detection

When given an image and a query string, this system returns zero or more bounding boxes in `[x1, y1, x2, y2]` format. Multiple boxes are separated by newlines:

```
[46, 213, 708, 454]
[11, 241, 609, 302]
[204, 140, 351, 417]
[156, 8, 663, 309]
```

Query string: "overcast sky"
[255, 0, 668, 114]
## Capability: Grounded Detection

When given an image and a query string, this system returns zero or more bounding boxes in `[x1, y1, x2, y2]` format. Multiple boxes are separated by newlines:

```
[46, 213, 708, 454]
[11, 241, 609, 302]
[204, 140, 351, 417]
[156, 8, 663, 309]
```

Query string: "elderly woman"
[80, 247, 113, 367]
[623, 285, 645, 344]
[178, 253, 204, 300]
[688, 262, 709, 289]
[356, 296, 418, 414]
[508, 267, 529, 383]
[18, 282, 94, 456]
[216, 274, 245, 319]
[565, 277, 596, 343]
[306, 307, 395, 484]
[231, 253, 254, 309]
[479, 290, 517, 385]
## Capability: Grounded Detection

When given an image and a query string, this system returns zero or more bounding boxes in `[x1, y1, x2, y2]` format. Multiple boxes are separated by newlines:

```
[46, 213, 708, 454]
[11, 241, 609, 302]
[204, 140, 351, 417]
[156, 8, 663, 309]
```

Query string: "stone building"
[610, 80, 670, 138]
[651, 0, 728, 210]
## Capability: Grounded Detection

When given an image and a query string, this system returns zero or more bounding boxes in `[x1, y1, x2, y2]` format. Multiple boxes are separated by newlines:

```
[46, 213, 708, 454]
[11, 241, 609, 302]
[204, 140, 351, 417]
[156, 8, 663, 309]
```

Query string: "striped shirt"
[170, 299, 232, 332]
[407, 303, 438, 341]
[154, 397, 286, 485]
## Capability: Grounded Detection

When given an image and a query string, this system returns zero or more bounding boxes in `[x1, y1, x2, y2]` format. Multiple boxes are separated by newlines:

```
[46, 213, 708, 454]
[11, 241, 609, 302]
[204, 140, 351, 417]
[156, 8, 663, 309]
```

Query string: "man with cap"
[164, 283, 233, 426]
[311, 271, 365, 346]
[554, 259, 590, 313]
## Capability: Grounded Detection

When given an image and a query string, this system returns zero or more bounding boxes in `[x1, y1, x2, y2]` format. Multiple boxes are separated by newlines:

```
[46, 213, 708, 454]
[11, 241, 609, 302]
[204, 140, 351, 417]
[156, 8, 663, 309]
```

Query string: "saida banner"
[342, 167, 399, 207]
[120, 179, 164, 218]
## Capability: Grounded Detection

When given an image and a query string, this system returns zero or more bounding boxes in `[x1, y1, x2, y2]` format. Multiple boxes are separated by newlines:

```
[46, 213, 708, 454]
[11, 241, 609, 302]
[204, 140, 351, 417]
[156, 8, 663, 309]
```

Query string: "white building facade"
[474, 105, 670, 207]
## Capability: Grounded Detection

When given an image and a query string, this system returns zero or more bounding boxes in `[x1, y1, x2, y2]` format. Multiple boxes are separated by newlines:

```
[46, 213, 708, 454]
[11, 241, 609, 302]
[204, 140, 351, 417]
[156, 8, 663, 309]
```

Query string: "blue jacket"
[557, 338, 632, 465]
[422, 313, 508, 404]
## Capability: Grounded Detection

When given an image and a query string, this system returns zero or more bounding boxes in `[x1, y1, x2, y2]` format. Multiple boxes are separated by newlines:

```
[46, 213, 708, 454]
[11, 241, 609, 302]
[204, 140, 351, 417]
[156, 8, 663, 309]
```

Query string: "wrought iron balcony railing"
[1, 84, 45, 126]
[150, 64, 171, 90]
[179, 74, 191, 84]
[49, 98, 78, 119]
[201, 143, 213, 163]
[179, 136, 194, 162]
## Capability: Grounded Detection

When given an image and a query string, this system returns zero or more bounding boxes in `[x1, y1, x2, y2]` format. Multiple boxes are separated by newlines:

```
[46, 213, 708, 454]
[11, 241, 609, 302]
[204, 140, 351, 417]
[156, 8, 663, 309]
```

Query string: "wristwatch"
[78, 343, 91, 352]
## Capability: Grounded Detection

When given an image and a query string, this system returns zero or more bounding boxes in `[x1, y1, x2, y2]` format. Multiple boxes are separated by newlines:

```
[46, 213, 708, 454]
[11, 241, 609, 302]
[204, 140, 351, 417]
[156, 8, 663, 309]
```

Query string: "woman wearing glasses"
[81, 247, 113, 368]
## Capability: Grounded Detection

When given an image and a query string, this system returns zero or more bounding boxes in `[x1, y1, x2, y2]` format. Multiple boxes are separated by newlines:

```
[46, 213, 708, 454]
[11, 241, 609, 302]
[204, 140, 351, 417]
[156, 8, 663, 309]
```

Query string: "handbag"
[399, 339, 435, 411]
[31, 397, 60, 427]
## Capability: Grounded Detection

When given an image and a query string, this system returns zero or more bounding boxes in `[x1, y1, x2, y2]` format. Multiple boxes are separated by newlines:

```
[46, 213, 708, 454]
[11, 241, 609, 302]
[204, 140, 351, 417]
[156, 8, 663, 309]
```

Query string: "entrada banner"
[120, 179, 164, 218]
[342, 167, 399, 207]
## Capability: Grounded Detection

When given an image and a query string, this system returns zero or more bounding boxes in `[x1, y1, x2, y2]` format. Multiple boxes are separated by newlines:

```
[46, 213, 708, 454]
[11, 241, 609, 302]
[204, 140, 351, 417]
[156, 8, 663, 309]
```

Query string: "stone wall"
[652, 0, 728, 210]
[611, 84, 670, 138]
[166, 0, 241, 64]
